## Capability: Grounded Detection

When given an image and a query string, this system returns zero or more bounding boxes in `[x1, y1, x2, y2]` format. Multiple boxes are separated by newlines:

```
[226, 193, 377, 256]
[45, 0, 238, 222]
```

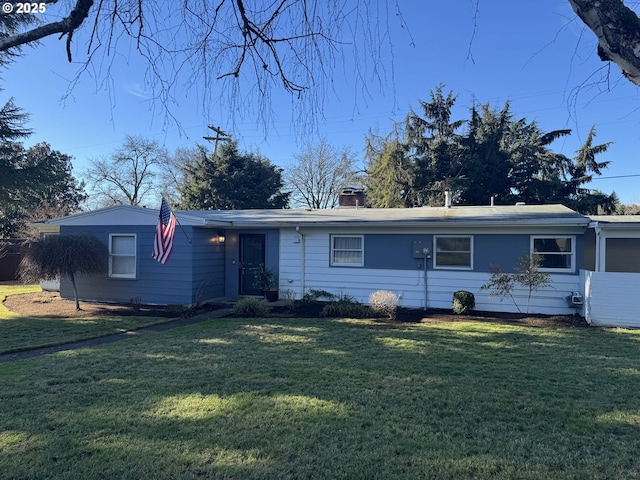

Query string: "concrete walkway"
[0, 307, 234, 364]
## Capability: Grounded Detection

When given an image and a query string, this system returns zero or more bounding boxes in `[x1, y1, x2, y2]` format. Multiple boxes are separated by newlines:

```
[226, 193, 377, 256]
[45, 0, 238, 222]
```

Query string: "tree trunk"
[569, 0, 640, 86]
[69, 272, 82, 311]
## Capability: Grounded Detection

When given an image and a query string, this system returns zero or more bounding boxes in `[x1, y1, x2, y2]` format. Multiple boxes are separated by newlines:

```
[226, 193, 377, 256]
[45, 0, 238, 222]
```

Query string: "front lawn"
[1, 316, 640, 479]
[0, 285, 177, 354]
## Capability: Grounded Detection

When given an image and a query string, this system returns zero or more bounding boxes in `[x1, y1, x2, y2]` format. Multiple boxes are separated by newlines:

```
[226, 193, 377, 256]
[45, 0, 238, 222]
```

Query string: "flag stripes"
[152, 197, 176, 264]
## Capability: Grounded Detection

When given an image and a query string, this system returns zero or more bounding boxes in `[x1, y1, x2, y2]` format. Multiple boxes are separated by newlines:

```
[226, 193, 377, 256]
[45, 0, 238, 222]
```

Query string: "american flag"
[152, 197, 176, 264]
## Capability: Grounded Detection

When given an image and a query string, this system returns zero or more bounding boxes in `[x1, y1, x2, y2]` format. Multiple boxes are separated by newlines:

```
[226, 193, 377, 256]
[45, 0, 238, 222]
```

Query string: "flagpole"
[173, 214, 192, 245]
[162, 197, 193, 245]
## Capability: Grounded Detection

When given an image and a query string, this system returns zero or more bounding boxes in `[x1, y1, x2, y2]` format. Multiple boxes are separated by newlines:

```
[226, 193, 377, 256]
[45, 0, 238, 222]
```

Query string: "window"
[434, 236, 472, 269]
[331, 235, 364, 266]
[109, 234, 137, 278]
[531, 236, 574, 272]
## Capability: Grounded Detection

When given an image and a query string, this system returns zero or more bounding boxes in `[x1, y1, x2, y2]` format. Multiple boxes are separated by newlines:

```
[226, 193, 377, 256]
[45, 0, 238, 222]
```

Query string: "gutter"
[589, 221, 603, 272]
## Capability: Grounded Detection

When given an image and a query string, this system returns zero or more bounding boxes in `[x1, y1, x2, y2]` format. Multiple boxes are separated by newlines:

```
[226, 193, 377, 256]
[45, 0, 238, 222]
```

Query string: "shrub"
[452, 290, 475, 314]
[369, 290, 399, 320]
[320, 295, 368, 318]
[302, 289, 336, 303]
[233, 297, 270, 317]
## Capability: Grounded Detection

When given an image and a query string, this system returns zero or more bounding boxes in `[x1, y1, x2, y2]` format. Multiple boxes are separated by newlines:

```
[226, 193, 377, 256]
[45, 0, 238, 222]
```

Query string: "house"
[44, 201, 593, 316]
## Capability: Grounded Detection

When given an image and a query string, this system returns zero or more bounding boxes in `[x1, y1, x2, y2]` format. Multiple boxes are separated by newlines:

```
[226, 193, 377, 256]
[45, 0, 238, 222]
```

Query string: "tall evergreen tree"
[562, 126, 616, 214]
[0, 98, 32, 205]
[404, 84, 465, 205]
[0, 100, 86, 237]
[1, 143, 87, 237]
[179, 140, 289, 210]
[365, 137, 416, 208]
[505, 120, 572, 204]
[455, 103, 513, 205]
[363, 87, 618, 214]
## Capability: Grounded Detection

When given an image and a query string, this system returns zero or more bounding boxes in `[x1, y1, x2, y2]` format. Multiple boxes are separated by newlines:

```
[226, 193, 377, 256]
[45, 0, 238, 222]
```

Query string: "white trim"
[330, 234, 364, 267]
[433, 235, 473, 270]
[109, 233, 137, 279]
[530, 235, 575, 273]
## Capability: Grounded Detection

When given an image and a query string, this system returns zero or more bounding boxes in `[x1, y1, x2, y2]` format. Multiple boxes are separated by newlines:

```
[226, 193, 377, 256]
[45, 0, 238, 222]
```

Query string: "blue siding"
[362, 233, 583, 274]
[191, 228, 225, 302]
[60, 225, 197, 305]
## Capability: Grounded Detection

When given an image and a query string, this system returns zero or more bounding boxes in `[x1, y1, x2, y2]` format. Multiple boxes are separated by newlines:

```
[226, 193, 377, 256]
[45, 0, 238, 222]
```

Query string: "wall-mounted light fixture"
[217, 230, 226, 243]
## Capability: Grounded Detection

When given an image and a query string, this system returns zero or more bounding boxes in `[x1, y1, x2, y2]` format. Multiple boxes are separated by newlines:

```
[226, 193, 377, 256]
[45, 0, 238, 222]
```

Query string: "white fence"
[582, 270, 640, 328]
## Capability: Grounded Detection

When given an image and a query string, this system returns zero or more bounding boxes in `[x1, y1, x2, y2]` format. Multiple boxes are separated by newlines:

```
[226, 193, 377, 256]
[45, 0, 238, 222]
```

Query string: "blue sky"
[4, 0, 640, 204]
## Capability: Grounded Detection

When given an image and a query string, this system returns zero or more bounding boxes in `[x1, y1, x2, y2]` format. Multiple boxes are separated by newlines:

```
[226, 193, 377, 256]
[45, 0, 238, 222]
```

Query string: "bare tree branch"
[0, 0, 94, 61]
[569, 0, 640, 86]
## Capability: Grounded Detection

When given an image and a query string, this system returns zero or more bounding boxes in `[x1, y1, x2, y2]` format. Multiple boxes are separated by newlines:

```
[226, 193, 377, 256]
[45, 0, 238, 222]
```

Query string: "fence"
[0, 240, 29, 281]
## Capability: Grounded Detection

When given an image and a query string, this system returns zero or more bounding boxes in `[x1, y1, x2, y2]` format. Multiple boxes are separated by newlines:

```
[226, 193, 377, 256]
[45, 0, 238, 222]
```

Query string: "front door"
[239, 234, 265, 295]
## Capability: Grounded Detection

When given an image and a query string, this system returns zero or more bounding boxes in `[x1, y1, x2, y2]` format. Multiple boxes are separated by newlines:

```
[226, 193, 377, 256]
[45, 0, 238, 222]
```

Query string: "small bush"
[369, 290, 399, 320]
[452, 290, 475, 314]
[320, 295, 368, 318]
[302, 289, 337, 303]
[233, 297, 270, 317]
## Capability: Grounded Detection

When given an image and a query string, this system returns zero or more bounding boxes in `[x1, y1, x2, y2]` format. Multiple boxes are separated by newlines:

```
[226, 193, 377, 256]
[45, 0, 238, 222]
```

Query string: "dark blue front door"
[239, 234, 265, 295]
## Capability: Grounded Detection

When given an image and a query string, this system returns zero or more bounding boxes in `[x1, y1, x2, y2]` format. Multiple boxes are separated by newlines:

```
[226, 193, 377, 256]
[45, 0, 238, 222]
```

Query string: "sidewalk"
[0, 307, 234, 364]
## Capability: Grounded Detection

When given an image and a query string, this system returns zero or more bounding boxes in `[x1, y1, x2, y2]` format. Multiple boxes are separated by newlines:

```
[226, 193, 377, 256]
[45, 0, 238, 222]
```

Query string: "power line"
[591, 174, 640, 180]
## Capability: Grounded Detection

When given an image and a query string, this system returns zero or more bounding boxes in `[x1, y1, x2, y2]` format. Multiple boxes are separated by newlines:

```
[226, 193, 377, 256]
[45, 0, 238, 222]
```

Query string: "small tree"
[514, 254, 553, 314]
[19, 234, 109, 310]
[481, 255, 552, 314]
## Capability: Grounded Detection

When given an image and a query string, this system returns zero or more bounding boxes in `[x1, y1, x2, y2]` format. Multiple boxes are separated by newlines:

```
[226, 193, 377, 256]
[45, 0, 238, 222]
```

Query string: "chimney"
[444, 190, 452, 208]
[338, 188, 367, 208]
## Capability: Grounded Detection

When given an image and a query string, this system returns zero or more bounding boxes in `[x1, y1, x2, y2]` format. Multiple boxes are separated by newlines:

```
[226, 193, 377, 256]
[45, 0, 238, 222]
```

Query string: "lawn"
[1, 316, 640, 479]
[0, 284, 177, 354]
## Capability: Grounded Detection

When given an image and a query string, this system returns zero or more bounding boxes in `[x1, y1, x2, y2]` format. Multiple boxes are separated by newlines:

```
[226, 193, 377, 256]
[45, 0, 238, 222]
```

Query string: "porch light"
[217, 230, 226, 243]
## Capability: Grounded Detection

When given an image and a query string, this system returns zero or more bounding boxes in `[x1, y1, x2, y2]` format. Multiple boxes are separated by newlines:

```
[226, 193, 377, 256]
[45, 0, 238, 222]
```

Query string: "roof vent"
[444, 190, 452, 208]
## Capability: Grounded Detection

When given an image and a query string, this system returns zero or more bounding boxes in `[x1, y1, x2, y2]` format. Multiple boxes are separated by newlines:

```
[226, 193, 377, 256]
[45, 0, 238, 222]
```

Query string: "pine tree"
[179, 141, 289, 210]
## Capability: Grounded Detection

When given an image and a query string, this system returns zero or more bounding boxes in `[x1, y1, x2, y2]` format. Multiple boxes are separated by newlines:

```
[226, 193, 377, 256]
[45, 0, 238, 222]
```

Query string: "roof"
[589, 215, 640, 224]
[589, 215, 640, 230]
[46, 204, 589, 229]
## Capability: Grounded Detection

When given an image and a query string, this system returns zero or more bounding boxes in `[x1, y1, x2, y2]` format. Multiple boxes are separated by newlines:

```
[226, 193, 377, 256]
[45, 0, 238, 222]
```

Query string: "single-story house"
[44, 201, 601, 316]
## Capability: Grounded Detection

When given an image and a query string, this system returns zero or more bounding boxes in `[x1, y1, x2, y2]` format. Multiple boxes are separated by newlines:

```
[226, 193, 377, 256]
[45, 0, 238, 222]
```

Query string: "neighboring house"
[44, 202, 592, 315]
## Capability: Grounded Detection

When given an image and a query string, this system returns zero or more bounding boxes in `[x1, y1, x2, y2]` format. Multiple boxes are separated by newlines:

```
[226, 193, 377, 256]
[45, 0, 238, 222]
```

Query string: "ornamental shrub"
[452, 290, 475, 314]
[369, 290, 399, 320]
[233, 297, 270, 317]
[320, 295, 368, 318]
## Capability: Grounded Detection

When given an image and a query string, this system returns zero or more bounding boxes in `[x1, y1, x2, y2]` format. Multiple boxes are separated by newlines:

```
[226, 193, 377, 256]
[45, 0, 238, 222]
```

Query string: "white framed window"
[331, 235, 364, 267]
[434, 235, 473, 269]
[109, 234, 137, 278]
[531, 236, 575, 272]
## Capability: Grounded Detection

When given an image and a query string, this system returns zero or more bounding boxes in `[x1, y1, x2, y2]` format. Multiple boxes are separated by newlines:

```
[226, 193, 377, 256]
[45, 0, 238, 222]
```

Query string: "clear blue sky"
[4, 1, 640, 204]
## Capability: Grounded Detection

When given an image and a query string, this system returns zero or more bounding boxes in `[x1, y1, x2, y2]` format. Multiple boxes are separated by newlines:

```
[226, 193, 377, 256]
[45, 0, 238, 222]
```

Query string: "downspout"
[593, 223, 602, 272]
[423, 247, 432, 310]
[296, 226, 306, 297]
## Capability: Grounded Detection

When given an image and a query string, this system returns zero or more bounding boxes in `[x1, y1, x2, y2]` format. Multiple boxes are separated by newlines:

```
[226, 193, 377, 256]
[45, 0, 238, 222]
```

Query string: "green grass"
[0, 284, 177, 354]
[1, 316, 640, 479]
[0, 283, 43, 319]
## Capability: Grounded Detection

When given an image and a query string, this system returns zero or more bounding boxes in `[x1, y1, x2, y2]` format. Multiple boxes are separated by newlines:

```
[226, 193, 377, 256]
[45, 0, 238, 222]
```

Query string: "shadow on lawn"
[1, 317, 639, 479]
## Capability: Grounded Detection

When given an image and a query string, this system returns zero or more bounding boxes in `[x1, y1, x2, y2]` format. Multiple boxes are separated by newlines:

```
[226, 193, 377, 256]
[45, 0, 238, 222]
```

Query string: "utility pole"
[203, 125, 230, 158]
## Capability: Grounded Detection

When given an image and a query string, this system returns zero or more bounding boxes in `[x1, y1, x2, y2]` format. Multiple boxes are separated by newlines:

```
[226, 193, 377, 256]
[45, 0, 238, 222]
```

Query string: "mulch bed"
[4, 291, 589, 328]
[269, 302, 590, 328]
